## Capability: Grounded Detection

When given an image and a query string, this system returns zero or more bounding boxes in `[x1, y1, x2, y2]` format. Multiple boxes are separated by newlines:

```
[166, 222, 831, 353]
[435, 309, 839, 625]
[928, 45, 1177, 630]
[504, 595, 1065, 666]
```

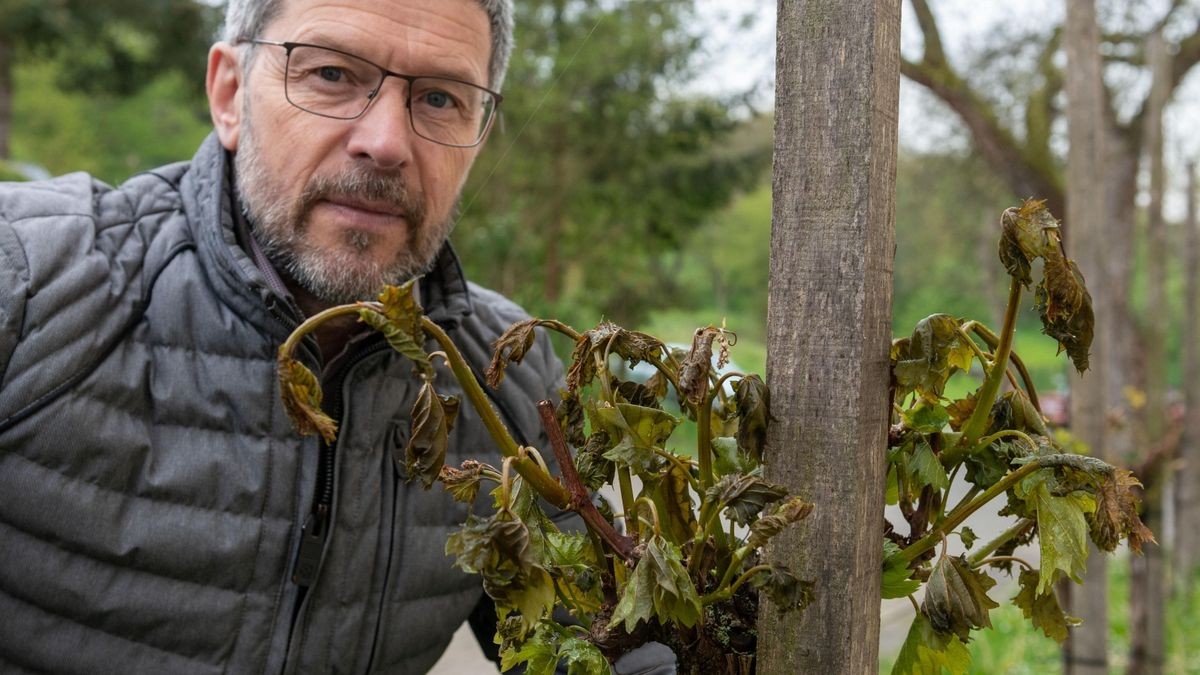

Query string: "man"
[0, 0, 670, 672]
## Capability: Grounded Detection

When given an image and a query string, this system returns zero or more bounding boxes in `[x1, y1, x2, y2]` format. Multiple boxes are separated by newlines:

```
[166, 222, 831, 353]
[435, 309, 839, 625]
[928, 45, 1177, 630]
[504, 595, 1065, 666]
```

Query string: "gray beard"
[233, 118, 454, 306]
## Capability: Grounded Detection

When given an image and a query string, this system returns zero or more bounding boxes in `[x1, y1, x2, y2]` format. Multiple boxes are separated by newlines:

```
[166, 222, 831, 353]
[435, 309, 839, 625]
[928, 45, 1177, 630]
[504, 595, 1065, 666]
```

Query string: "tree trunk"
[1176, 161, 1200, 593]
[1062, 2, 1110, 672]
[0, 38, 11, 160]
[757, 1, 898, 673]
[1127, 32, 1171, 675]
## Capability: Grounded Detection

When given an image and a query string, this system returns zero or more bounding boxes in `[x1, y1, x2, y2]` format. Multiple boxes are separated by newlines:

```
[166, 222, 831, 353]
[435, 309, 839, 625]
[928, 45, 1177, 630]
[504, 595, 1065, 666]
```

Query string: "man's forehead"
[267, 0, 492, 82]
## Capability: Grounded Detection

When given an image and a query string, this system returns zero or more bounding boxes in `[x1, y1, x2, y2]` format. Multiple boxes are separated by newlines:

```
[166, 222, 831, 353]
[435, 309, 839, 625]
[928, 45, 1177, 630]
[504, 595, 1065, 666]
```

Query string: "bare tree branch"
[909, 0, 947, 65]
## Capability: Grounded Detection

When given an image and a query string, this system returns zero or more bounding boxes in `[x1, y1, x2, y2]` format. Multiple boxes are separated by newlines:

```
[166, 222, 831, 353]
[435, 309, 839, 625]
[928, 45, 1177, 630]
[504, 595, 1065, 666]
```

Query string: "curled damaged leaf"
[749, 563, 814, 614]
[678, 326, 735, 406]
[441, 460, 487, 504]
[486, 318, 540, 389]
[706, 474, 789, 526]
[1013, 568, 1080, 643]
[748, 496, 814, 549]
[1035, 257, 1094, 373]
[892, 314, 975, 399]
[446, 514, 556, 636]
[278, 356, 339, 443]
[556, 393, 586, 447]
[359, 308, 432, 374]
[986, 390, 1049, 440]
[998, 199, 1061, 288]
[574, 431, 615, 490]
[1014, 467, 1095, 594]
[643, 461, 699, 544]
[921, 554, 998, 641]
[377, 281, 424, 339]
[609, 535, 701, 632]
[404, 381, 459, 488]
[734, 374, 771, 463]
[1091, 468, 1156, 553]
[565, 321, 665, 395]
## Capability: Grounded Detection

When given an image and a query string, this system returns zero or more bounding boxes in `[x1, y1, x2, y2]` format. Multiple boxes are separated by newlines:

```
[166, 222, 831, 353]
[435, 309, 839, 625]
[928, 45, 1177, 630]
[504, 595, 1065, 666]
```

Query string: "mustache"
[297, 167, 427, 227]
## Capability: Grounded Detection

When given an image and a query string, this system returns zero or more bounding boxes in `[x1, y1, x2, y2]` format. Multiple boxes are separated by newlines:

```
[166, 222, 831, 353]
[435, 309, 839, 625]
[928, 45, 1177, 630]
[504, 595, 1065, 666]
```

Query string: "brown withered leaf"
[1035, 258, 1094, 374]
[278, 356, 338, 443]
[1013, 568, 1080, 643]
[892, 314, 975, 399]
[377, 281, 424, 340]
[706, 474, 789, 526]
[678, 327, 722, 406]
[404, 382, 459, 488]
[556, 393, 586, 447]
[642, 461, 698, 544]
[441, 460, 486, 504]
[734, 374, 772, 463]
[998, 199, 1061, 287]
[747, 496, 814, 549]
[566, 322, 666, 395]
[750, 564, 815, 615]
[1091, 468, 1156, 553]
[922, 554, 999, 641]
[945, 394, 978, 432]
[613, 378, 662, 409]
[486, 319, 540, 389]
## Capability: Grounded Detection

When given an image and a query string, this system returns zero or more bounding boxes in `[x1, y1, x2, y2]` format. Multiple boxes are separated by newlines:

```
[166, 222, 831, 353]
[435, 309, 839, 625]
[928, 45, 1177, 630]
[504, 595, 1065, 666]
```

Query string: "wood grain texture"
[756, 1, 899, 672]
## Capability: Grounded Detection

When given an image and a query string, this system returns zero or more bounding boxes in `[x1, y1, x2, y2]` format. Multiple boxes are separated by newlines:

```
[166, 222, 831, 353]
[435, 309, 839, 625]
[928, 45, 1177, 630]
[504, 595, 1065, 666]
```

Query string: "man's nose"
[344, 79, 416, 169]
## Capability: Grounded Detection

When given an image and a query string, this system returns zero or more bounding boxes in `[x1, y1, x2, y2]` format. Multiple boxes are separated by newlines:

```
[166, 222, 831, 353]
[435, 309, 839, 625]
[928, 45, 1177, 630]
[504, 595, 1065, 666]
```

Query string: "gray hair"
[222, 0, 514, 90]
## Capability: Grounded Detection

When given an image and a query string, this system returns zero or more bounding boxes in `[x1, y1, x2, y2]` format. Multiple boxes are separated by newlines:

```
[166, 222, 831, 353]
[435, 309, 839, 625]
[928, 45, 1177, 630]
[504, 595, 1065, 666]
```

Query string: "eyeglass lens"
[284, 45, 496, 147]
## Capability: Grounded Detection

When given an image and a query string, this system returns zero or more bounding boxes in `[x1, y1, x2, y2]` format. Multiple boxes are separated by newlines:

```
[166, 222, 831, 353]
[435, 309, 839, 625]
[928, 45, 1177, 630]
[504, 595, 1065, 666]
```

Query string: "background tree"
[0, 0, 219, 159]
[454, 0, 770, 328]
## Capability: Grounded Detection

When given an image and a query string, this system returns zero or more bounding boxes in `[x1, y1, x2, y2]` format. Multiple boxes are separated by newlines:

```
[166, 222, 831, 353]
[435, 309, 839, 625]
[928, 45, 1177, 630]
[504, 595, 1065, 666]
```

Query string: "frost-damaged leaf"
[447, 514, 556, 636]
[892, 314, 975, 400]
[750, 564, 814, 614]
[678, 326, 734, 406]
[613, 378, 662, 409]
[748, 496, 814, 549]
[734, 374, 771, 463]
[1013, 568, 1080, 643]
[998, 200, 1060, 288]
[404, 382, 459, 488]
[882, 540, 921, 599]
[566, 321, 665, 395]
[359, 308, 432, 374]
[1091, 468, 1156, 553]
[959, 527, 977, 550]
[609, 535, 702, 632]
[556, 393, 586, 447]
[891, 614, 971, 675]
[546, 532, 599, 596]
[921, 554, 999, 641]
[591, 402, 678, 473]
[986, 390, 1050, 439]
[574, 431, 615, 490]
[1015, 468, 1095, 594]
[486, 318, 539, 389]
[278, 356, 338, 443]
[440, 460, 486, 504]
[378, 280, 424, 337]
[945, 394, 977, 432]
[1035, 257, 1094, 373]
[706, 474, 789, 526]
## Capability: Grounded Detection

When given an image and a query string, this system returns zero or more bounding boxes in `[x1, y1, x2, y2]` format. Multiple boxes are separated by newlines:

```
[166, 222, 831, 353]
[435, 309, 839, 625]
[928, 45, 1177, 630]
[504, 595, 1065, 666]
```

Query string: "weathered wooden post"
[757, 1, 900, 672]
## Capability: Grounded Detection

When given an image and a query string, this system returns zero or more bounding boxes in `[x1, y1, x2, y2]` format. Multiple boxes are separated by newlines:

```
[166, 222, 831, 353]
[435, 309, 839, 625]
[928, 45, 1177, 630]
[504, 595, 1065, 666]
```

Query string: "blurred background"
[2, 0, 1198, 671]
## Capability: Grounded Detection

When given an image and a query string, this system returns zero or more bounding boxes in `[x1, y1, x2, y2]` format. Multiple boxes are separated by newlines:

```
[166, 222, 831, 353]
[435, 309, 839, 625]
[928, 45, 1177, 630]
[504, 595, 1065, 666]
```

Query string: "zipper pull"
[292, 504, 329, 587]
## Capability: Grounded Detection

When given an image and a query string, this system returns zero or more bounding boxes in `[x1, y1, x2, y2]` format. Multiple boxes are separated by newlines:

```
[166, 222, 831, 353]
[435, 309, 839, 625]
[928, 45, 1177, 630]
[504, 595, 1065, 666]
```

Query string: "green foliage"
[884, 201, 1151, 675]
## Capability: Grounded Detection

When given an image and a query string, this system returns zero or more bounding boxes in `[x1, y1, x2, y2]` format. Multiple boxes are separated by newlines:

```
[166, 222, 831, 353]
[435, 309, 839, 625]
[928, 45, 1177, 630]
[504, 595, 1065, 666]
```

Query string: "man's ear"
[207, 42, 243, 152]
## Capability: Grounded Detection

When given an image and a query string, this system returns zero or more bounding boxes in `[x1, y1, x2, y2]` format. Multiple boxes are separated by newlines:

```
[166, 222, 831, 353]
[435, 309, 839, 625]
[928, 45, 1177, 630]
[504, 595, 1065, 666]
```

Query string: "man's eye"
[317, 66, 345, 82]
[423, 91, 455, 109]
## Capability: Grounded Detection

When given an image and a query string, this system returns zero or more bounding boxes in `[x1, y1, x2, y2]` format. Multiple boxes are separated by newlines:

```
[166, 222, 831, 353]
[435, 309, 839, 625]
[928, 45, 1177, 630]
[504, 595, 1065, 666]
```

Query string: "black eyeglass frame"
[239, 38, 504, 148]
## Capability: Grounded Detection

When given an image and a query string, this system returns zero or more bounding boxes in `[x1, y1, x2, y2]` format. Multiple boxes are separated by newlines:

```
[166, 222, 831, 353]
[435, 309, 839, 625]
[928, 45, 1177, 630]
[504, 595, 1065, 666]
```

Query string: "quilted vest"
[0, 134, 563, 674]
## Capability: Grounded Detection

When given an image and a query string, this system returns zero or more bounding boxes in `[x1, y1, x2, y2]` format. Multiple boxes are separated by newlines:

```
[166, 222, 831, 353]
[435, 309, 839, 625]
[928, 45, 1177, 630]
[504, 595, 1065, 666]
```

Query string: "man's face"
[233, 0, 492, 305]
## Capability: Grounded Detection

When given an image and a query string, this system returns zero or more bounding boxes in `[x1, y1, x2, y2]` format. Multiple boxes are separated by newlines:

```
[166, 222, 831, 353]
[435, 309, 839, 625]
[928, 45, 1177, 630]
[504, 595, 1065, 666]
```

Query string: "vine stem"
[959, 278, 1023, 449]
[969, 323, 1041, 412]
[967, 518, 1035, 565]
[535, 400, 636, 563]
[420, 317, 571, 508]
[279, 304, 366, 358]
[975, 555, 1035, 571]
[700, 563, 771, 606]
[899, 459, 1044, 563]
[941, 427, 1039, 469]
[697, 379, 715, 491]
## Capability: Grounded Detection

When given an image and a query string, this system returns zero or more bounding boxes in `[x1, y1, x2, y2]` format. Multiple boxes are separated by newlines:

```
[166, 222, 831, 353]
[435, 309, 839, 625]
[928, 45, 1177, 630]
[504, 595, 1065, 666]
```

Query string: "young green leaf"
[706, 474, 789, 526]
[959, 527, 977, 550]
[609, 535, 702, 632]
[403, 382, 459, 488]
[902, 400, 951, 433]
[1015, 468, 1095, 593]
[1091, 468, 1156, 553]
[882, 540, 921, 599]
[891, 614, 971, 675]
[1012, 568, 1080, 643]
[907, 437, 950, 492]
[921, 555, 999, 641]
[499, 621, 559, 675]
[277, 356, 339, 443]
[712, 436, 758, 476]
[558, 636, 609, 675]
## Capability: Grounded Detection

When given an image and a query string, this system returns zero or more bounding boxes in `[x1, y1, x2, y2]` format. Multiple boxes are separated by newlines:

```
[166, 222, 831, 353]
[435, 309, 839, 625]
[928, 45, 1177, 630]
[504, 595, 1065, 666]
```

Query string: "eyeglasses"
[241, 39, 502, 148]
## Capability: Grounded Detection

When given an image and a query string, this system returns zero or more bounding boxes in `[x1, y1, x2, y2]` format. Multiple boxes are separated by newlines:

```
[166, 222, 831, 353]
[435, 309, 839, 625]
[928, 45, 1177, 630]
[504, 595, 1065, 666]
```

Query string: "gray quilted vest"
[0, 134, 563, 674]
